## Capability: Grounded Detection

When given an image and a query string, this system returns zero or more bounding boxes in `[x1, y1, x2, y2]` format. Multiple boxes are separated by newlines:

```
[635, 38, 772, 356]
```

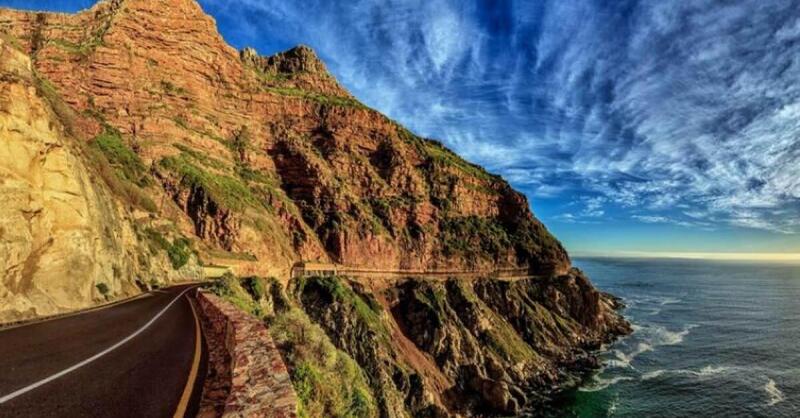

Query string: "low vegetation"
[158, 154, 259, 211]
[95, 282, 110, 299]
[84, 130, 157, 212]
[265, 86, 365, 109]
[207, 275, 378, 417]
[144, 228, 193, 270]
[439, 216, 511, 258]
[92, 129, 151, 187]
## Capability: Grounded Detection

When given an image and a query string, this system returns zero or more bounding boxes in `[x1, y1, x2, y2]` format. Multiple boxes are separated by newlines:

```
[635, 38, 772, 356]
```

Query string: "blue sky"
[5, 0, 800, 255]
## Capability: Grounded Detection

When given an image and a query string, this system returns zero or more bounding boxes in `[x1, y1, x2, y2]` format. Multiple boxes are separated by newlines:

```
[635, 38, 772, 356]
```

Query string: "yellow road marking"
[174, 292, 203, 418]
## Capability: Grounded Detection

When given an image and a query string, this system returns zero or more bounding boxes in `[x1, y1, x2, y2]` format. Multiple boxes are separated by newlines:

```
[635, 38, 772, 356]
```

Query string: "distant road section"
[0, 284, 204, 417]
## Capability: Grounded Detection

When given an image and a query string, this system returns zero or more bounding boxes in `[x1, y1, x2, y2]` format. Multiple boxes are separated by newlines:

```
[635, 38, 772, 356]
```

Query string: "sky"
[4, 0, 800, 256]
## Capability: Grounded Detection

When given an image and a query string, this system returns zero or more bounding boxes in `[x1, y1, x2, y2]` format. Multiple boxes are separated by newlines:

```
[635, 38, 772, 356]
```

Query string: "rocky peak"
[240, 44, 351, 97]
[269, 45, 326, 74]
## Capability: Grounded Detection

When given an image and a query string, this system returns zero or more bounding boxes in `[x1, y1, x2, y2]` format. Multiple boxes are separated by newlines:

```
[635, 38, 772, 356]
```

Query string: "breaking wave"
[605, 324, 696, 369]
[579, 376, 635, 393]
[765, 378, 785, 406]
[640, 365, 729, 381]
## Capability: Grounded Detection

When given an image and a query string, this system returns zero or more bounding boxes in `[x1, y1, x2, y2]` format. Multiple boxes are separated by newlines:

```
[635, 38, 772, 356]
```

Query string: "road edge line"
[0, 286, 196, 404]
[174, 292, 203, 418]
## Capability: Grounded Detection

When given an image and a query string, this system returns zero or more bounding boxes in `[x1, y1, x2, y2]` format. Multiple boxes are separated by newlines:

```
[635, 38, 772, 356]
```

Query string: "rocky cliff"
[0, 35, 200, 322]
[211, 273, 629, 417]
[0, 0, 569, 280]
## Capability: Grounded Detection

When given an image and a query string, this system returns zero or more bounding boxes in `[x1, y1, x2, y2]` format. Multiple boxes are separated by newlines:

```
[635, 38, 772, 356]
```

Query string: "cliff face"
[0, 0, 569, 278]
[0, 36, 200, 322]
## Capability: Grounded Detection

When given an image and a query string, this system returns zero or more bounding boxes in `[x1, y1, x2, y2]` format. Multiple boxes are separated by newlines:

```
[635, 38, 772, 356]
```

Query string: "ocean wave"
[694, 365, 728, 376]
[641, 365, 729, 381]
[607, 342, 652, 369]
[641, 369, 666, 380]
[659, 297, 682, 305]
[650, 324, 696, 346]
[602, 323, 696, 370]
[765, 378, 785, 406]
[579, 376, 635, 392]
[646, 308, 662, 316]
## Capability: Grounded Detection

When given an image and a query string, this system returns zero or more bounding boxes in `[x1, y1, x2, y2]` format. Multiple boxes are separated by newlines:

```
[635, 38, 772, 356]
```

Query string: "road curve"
[0, 284, 205, 417]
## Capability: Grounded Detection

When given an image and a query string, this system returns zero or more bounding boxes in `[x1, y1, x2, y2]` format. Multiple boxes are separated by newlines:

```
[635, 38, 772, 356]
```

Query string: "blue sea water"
[556, 257, 800, 417]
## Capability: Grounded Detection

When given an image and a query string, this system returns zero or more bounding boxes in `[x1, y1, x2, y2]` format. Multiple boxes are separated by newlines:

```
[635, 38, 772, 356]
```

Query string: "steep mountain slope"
[0, 0, 568, 279]
[0, 35, 199, 322]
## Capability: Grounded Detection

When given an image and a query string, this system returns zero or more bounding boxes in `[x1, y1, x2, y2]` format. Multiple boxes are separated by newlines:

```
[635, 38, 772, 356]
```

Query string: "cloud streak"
[200, 0, 800, 235]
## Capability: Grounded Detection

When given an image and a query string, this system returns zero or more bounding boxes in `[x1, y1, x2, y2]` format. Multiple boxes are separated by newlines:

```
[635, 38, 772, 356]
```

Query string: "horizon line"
[571, 251, 800, 261]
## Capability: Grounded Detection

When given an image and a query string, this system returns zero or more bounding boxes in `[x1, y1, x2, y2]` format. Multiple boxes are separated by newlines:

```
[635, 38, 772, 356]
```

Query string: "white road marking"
[0, 286, 196, 404]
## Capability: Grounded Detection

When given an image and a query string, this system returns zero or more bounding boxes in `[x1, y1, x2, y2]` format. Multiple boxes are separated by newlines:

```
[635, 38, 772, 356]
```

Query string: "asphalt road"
[0, 284, 206, 417]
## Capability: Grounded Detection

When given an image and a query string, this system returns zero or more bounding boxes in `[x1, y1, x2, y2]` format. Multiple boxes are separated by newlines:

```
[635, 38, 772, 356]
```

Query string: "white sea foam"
[694, 365, 728, 377]
[579, 376, 635, 392]
[607, 342, 653, 369]
[607, 323, 696, 370]
[643, 365, 729, 380]
[659, 297, 681, 306]
[765, 378, 785, 406]
[641, 369, 666, 380]
[607, 395, 619, 416]
[650, 324, 696, 346]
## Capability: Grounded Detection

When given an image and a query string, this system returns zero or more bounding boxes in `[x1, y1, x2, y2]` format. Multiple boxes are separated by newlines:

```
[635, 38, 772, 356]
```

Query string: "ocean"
[554, 257, 800, 417]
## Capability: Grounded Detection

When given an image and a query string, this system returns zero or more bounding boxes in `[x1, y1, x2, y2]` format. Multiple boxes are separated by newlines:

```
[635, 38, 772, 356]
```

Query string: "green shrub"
[270, 309, 378, 418]
[439, 216, 511, 257]
[167, 238, 191, 269]
[241, 276, 267, 301]
[144, 229, 193, 270]
[96, 282, 110, 298]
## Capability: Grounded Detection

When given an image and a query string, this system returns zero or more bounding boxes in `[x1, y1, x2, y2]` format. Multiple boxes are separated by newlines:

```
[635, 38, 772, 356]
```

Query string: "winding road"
[0, 284, 206, 417]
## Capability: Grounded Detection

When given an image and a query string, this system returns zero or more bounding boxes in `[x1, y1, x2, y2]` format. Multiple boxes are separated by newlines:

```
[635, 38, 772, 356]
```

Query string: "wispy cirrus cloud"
[197, 0, 800, 236]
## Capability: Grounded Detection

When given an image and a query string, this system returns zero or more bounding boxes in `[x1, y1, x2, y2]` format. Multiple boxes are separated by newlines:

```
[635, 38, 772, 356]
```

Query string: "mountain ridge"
[0, 0, 570, 280]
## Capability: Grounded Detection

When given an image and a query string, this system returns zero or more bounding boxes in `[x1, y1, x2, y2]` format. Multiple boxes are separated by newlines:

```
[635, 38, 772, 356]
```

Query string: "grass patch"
[265, 86, 365, 109]
[207, 273, 264, 316]
[160, 80, 187, 95]
[298, 277, 385, 334]
[172, 143, 228, 171]
[84, 129, 157, 212]
[91, 129, 150, 187]
[32, 73, 77, 135]
[158, 154, 259, 211]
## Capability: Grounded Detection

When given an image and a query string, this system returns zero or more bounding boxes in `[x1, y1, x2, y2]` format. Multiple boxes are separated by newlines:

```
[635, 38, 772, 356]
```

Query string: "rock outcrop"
[0, 35, 200, 322]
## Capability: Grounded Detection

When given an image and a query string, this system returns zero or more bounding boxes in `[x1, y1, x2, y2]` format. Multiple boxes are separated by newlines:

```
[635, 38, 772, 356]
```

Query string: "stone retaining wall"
[196, 291, 297, 418]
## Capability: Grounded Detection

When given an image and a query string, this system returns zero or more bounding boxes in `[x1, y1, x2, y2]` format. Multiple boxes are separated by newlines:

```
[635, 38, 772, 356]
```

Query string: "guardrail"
[196, 291, 297, 417]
